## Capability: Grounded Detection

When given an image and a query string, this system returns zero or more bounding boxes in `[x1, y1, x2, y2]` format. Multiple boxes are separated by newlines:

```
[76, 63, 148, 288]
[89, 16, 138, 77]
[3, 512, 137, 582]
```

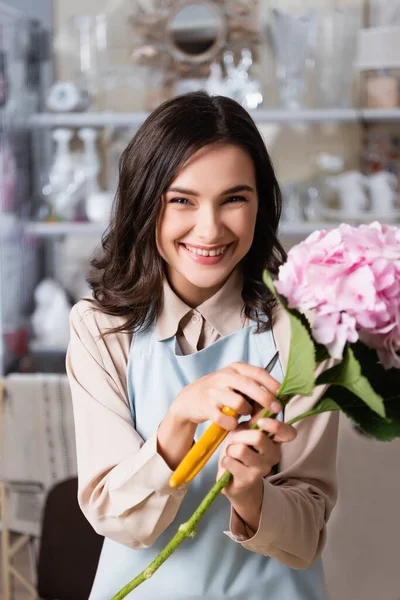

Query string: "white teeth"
[184, 244, 227, 257]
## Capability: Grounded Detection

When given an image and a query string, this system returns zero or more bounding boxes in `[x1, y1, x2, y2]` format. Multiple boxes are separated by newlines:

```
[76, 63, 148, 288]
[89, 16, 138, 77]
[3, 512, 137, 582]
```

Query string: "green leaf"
[290, 308, 330, 364]
[312, 396, 341, 414]
[317, 342, 400, 441]
[287, 390, 400, 441]
[316, 345, 385, 418]
[320, 386, 400, 441]
[314, 345, 331, 364]
[350, 340, 400, 400]
[264, 270, 316, 398]
[263, 269, 281, 301]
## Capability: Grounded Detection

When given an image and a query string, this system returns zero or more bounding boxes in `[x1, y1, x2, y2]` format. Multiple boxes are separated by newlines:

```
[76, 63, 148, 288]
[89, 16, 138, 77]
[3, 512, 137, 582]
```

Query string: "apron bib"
[89, 322, 324, 599]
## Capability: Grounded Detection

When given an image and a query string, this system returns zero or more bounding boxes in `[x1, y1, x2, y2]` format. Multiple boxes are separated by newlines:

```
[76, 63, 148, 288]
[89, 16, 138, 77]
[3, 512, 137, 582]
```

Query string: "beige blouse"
[66, 270, 339, 569]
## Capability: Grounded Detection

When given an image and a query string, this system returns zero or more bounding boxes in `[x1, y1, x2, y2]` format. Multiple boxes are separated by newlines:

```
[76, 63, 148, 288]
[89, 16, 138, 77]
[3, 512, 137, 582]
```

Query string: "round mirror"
[166, 1, 227, 63]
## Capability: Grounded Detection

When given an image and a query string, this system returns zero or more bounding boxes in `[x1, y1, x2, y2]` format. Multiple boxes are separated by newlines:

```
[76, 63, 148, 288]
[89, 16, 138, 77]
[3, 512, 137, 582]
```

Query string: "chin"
[181, 269, 231, 290]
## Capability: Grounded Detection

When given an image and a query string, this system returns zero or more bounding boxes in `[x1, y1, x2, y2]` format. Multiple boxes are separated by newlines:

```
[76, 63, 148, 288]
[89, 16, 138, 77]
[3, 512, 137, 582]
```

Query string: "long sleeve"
[66, 301, 189, 549]
[227, 306, 339, 569]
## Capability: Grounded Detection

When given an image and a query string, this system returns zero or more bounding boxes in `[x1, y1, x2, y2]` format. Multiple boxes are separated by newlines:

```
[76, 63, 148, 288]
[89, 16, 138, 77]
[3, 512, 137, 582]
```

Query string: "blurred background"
[1, 1, 400, 599]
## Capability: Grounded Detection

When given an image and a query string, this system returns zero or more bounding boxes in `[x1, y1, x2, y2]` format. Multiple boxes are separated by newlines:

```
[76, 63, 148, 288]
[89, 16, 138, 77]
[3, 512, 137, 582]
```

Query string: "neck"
[166, 270, 231, 308]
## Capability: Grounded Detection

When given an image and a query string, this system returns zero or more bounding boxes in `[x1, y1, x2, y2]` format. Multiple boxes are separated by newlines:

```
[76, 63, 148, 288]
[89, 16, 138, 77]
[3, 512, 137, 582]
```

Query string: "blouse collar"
[156, 268, 245, 341]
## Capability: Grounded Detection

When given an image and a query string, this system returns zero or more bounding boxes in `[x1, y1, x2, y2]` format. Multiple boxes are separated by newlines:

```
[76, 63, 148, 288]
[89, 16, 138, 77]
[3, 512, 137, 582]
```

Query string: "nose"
[195, 204, 224, 242]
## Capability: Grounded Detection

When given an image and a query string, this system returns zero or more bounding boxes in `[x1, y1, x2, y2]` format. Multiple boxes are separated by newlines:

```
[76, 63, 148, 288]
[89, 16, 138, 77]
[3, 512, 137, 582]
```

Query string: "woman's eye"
[169, 197, 190, 205]
[224, 195, 247, 204]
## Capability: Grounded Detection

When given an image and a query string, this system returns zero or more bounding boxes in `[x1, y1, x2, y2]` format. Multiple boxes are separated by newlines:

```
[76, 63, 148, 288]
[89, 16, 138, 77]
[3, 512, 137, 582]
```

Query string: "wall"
[323, 414, 400, 600]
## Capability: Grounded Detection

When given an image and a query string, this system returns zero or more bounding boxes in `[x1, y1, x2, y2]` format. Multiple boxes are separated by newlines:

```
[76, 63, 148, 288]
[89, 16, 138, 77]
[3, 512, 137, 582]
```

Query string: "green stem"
[286, 408, 332, 426]
[111, 404, 333, 599]
[111, 470, 232, 599]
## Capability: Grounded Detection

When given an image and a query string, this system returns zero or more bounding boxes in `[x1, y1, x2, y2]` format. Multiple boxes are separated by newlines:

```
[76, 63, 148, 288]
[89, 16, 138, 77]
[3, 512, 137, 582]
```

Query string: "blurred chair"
[37, 477, 103, 600]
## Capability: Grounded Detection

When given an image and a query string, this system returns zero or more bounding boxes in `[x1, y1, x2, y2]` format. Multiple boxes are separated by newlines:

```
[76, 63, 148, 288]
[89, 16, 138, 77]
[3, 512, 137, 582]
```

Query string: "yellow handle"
[183, 427, 228, 483]
[169, 406, 239, 488]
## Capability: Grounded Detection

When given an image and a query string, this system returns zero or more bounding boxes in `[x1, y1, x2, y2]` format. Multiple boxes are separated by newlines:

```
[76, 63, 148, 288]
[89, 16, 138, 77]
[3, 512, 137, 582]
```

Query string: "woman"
[67, 91, 338, 599]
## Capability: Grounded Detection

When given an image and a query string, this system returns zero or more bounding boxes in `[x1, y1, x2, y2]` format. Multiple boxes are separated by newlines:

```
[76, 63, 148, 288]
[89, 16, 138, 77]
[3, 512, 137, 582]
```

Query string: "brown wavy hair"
[88, 91, 286, 334]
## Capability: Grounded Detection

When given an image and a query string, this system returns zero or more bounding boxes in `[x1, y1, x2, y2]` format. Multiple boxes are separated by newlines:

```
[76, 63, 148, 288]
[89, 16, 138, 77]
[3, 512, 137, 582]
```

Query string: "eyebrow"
[166, 184, 255, 196]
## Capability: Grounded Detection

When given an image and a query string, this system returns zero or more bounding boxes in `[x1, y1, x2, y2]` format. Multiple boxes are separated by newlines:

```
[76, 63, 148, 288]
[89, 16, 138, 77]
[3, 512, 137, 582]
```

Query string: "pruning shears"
[169, 351, 280, 488]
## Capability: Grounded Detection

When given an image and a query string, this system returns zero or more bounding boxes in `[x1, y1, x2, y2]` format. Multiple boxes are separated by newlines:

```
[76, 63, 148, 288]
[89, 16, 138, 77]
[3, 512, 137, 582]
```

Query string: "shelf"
[279, 221, 336, 236]
[23, 221, 108, 237]
[361, 108, 400, 121]
[254, 108, 359, 123]
[28, 108, 359, 128]
[23, 220, 336, 238]
[28, 111, 150, 128]
[27, 107, 400, 128]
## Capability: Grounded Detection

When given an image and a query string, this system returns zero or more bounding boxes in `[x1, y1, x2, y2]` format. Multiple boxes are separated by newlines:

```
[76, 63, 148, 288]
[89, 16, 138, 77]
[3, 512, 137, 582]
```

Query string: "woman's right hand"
[168, 361, 282, 432]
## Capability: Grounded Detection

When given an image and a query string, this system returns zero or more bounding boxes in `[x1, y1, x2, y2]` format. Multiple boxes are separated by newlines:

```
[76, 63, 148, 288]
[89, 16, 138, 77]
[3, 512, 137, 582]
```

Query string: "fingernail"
[271, 401, 282, 413]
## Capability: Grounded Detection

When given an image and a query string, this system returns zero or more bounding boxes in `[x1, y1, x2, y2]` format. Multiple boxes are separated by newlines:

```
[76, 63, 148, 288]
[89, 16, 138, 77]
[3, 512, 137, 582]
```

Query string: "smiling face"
[156, 143, 258, 306]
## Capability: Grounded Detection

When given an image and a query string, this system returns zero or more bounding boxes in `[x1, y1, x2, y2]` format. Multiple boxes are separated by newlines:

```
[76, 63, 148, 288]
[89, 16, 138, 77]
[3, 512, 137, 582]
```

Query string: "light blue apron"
[89, 321, 325, 599]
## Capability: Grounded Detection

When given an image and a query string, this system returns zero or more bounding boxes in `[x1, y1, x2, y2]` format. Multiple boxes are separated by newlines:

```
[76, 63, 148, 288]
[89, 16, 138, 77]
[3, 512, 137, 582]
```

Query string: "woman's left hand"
[216, 416, 297, 500]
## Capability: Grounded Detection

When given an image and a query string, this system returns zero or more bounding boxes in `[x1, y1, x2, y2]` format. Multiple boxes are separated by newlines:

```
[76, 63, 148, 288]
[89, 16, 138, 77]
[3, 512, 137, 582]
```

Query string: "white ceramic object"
[367, 171, 398, 215]
[47, 128, 84, 220]
[31, 278, 72, 349]
[48, 128, 75, 192]
[77, 127, 100, 186]
[85, 189, 113, 223]
[46, 81, 91, 112]
[77, 127, 113, 222]
[205, 62, 226, 96]
[355, 26, 400, 70]
[325, 170, 369, 218]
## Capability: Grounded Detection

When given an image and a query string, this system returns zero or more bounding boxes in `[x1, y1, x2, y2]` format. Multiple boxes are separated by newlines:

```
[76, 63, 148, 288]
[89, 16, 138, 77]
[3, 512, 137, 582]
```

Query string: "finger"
[216, 464, 226, 481]
[212, 388, 253, 418]
[226, 431, 281, 465]
[226, 428, 269, 450]
[248, 403, 281, 428]
[226, 443, 266, 468]
[257, 418, 297, 443]
[208, 391, 253, 430]
[221, 455, 257, 485]
[220, 372, 282, 415]
[218, 423, 254, 454]
[209, 405, 238, 431]
[230, 362, 281, 396]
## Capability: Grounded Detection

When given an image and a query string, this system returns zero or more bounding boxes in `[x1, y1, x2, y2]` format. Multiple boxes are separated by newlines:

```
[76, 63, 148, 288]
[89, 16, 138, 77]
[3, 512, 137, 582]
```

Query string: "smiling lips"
[180, 242, 232, 264]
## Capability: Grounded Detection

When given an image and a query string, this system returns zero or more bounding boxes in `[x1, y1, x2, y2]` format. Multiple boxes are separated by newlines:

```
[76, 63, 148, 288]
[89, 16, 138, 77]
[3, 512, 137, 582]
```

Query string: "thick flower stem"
[110, 470, 232, 599]
[111, 405, 330, 599]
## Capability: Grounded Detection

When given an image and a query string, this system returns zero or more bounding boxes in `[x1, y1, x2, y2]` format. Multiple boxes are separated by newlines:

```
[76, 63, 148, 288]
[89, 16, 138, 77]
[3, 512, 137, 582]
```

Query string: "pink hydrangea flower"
[275, 222, 400, 369]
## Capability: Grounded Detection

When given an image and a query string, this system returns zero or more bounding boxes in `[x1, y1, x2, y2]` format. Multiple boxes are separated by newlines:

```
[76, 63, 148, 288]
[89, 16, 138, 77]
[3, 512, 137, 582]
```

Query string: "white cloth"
[0, 374, 77, 535]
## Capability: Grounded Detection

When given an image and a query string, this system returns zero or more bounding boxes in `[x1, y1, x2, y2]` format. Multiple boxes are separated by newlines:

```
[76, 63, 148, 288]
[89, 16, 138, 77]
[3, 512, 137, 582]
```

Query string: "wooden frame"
[0, 381, 39, 600]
